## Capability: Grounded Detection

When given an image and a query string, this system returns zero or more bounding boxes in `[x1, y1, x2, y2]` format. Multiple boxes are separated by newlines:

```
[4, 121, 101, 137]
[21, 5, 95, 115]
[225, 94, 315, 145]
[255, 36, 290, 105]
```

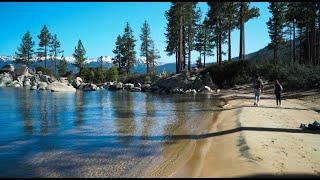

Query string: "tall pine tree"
[236, 2, 260, 60]
[267, 2, 286, 65]
[73, 40, 87, 73]
[122, 22, 136, 74]
[15, 31, 34, 66]
[37, 25, 52, 68]
[49, 34, 63, 74]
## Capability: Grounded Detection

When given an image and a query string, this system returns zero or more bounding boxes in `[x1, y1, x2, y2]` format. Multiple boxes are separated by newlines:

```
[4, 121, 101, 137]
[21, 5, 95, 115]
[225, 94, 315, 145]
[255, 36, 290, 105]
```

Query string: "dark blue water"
[0, 88, 219, 177]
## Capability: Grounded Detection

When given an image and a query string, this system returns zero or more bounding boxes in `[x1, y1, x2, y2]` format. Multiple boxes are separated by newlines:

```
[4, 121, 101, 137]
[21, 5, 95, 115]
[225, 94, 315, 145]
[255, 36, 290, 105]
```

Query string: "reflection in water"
[0, 88, 220, 177]
[19, 89, 33, 135]
[39, 91, 49, 135]
[75, 91, 85, 128]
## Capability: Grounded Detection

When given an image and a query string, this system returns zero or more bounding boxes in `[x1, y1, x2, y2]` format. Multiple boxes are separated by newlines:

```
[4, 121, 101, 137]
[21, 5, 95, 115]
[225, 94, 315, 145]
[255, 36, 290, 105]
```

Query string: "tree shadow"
[239, 173, 319, 178]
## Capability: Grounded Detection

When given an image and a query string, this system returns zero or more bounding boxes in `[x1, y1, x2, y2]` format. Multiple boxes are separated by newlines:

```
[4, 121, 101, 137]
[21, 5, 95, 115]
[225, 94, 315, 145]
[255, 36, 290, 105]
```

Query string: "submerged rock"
[130, 87, 141, 92]
[48, 82, 76, 92]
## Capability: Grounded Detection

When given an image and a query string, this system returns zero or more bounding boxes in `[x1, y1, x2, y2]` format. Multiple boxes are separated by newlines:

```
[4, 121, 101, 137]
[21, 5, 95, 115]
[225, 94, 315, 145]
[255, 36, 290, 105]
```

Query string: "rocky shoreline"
[0, 66, 220, 95]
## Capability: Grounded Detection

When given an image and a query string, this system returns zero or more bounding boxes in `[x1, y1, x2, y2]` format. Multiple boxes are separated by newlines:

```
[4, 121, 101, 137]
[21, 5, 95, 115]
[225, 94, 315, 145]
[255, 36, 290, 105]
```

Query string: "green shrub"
[35, 66, 55, 77]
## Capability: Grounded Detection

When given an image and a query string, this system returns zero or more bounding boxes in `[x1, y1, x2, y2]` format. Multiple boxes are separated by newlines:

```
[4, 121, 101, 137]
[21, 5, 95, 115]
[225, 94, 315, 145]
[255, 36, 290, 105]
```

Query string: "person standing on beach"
[274, 79, 283, 107]
[253, 74, 264, 106]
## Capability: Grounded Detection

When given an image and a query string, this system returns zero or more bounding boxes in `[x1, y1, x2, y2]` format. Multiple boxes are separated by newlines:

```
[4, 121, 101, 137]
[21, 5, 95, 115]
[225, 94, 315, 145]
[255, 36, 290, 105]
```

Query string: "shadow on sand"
[239, 173, 319, 178]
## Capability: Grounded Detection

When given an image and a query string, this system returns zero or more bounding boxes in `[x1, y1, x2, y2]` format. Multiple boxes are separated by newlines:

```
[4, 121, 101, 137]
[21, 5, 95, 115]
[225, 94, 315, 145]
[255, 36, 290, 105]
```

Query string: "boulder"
[30, 75, 40, 86]
[11, 80, 21, 88]
[72, 77, 83, 88]
[130, 87, 141, 92]
[23, 78, 31, 87]
[141, 84, 151, 92]
[38, 82, 48, 90]
[185, 89, 197, 94]
[203, 72, 217, 89]
[172, 88, 184, 94]
[0, 64, 14, 74]
[124, 83, 134, 90]
[108, 82, 123, 91]
[82, 83, 98, 91]
[30, 85, 37, 90]
[199, 86, 213, 94]
[0, 72, 13, 86]
[47, 81, 76, 92]
[14, 65, 28, 76]
[59, 77, 69, 84]
[40, 74, 54, 83]
[135, 83, 142, 88]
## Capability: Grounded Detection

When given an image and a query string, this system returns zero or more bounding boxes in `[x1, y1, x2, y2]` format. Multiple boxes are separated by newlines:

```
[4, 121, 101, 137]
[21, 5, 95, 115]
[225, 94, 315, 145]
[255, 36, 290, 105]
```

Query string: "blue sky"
[0, 2, 271, 64]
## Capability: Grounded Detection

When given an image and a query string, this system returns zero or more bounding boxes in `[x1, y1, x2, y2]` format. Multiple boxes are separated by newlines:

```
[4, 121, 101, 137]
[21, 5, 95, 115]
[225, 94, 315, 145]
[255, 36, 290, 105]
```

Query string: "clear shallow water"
[0, 88, 221, 177]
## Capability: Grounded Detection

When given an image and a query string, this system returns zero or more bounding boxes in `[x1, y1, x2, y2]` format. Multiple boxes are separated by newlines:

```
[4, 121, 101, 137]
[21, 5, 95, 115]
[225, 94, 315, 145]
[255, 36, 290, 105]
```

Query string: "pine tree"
[15, 31, 34, 66]
[148, 43, 161, 75]
[112, 35, 125, 71]
[236, 2, 260, 60]
[58, 55, 68, 76]
[98, 56, 104, 69]
[223, 2, 238, 61]
[140, 20, 152, 74]
[122, 22, 136, 74]
[165, 2, 200, 73]
[184, 2, 200, 71]
[73, 40, 87, 73]
[49, 34, 63, 75]
[207, 2, 226, 65]
[195, 18, 214, 67]
[267, 2, 287, 65]
[37, 25, 52, 68]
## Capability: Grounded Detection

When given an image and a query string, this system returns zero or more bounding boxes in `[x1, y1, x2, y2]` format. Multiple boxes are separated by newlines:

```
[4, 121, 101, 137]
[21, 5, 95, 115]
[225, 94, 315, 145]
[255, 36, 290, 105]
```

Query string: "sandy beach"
[147, 84, 320, 177]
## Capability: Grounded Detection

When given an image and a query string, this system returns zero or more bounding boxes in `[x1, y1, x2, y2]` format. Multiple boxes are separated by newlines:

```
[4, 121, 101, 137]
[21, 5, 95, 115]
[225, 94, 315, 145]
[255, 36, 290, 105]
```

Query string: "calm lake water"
[0, 88, 221, 177]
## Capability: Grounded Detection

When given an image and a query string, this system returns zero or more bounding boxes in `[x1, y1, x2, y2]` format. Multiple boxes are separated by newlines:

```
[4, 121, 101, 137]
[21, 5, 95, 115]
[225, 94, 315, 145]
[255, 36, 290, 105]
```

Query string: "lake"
[0, 88, 222, 177]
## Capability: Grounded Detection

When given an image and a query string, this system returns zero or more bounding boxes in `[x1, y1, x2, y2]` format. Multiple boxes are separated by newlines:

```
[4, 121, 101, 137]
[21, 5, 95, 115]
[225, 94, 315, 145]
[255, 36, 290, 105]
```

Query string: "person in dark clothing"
[274, 80, 283, 106]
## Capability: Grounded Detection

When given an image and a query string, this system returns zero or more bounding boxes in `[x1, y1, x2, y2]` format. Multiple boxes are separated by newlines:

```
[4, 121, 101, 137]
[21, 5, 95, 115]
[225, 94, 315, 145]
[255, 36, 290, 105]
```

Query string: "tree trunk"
[216, 36, 219, 64]
[219, 33, 222, 65]
[179, 15, 183, 72]
[188, 31, 191, 72]
[293, 22, 296, 64]
[228, 27, 231, 61]
[44, 45, 47, 68]
[239, 3, 245, 61]
[204, 27, 207, 67]
[176, 51, 178, 74]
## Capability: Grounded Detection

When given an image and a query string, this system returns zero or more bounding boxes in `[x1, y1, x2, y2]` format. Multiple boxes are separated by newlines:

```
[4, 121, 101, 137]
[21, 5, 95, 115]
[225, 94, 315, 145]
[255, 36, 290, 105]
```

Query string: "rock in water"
[199, 86, 213, 94]
[0, 72, 13, 86]
[72, 77, 83, 89]
[30, 86, 37, 90]
[108, 82, 123, 91]
[38, 82, 48, 90]
[47, 82, 76, 92]
[130, 87, 141, 92]
[124, 83, 134, 90]
[23, 78, 31, 87]
[82, 83, 98, 91]
[11, 80, 21, 87]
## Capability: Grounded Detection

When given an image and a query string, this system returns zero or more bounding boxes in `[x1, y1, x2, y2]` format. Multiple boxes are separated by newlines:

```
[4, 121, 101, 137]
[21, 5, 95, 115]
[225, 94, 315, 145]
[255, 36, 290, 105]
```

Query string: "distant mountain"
[0, 55, 176, 74]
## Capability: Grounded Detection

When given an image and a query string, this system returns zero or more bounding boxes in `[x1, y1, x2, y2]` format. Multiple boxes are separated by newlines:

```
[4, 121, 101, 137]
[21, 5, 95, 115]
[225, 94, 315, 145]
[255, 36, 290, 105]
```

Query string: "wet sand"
[146, 87, 320, 177]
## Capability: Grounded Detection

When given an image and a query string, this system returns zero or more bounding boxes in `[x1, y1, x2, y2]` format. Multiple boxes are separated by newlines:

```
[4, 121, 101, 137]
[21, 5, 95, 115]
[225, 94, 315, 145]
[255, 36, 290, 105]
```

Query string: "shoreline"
[145, 87, 320, 177]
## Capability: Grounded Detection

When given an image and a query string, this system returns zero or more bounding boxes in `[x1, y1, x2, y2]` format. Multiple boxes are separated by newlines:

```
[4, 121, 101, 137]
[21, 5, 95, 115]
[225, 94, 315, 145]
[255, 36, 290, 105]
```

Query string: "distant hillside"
[232, 39, 298, 63]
